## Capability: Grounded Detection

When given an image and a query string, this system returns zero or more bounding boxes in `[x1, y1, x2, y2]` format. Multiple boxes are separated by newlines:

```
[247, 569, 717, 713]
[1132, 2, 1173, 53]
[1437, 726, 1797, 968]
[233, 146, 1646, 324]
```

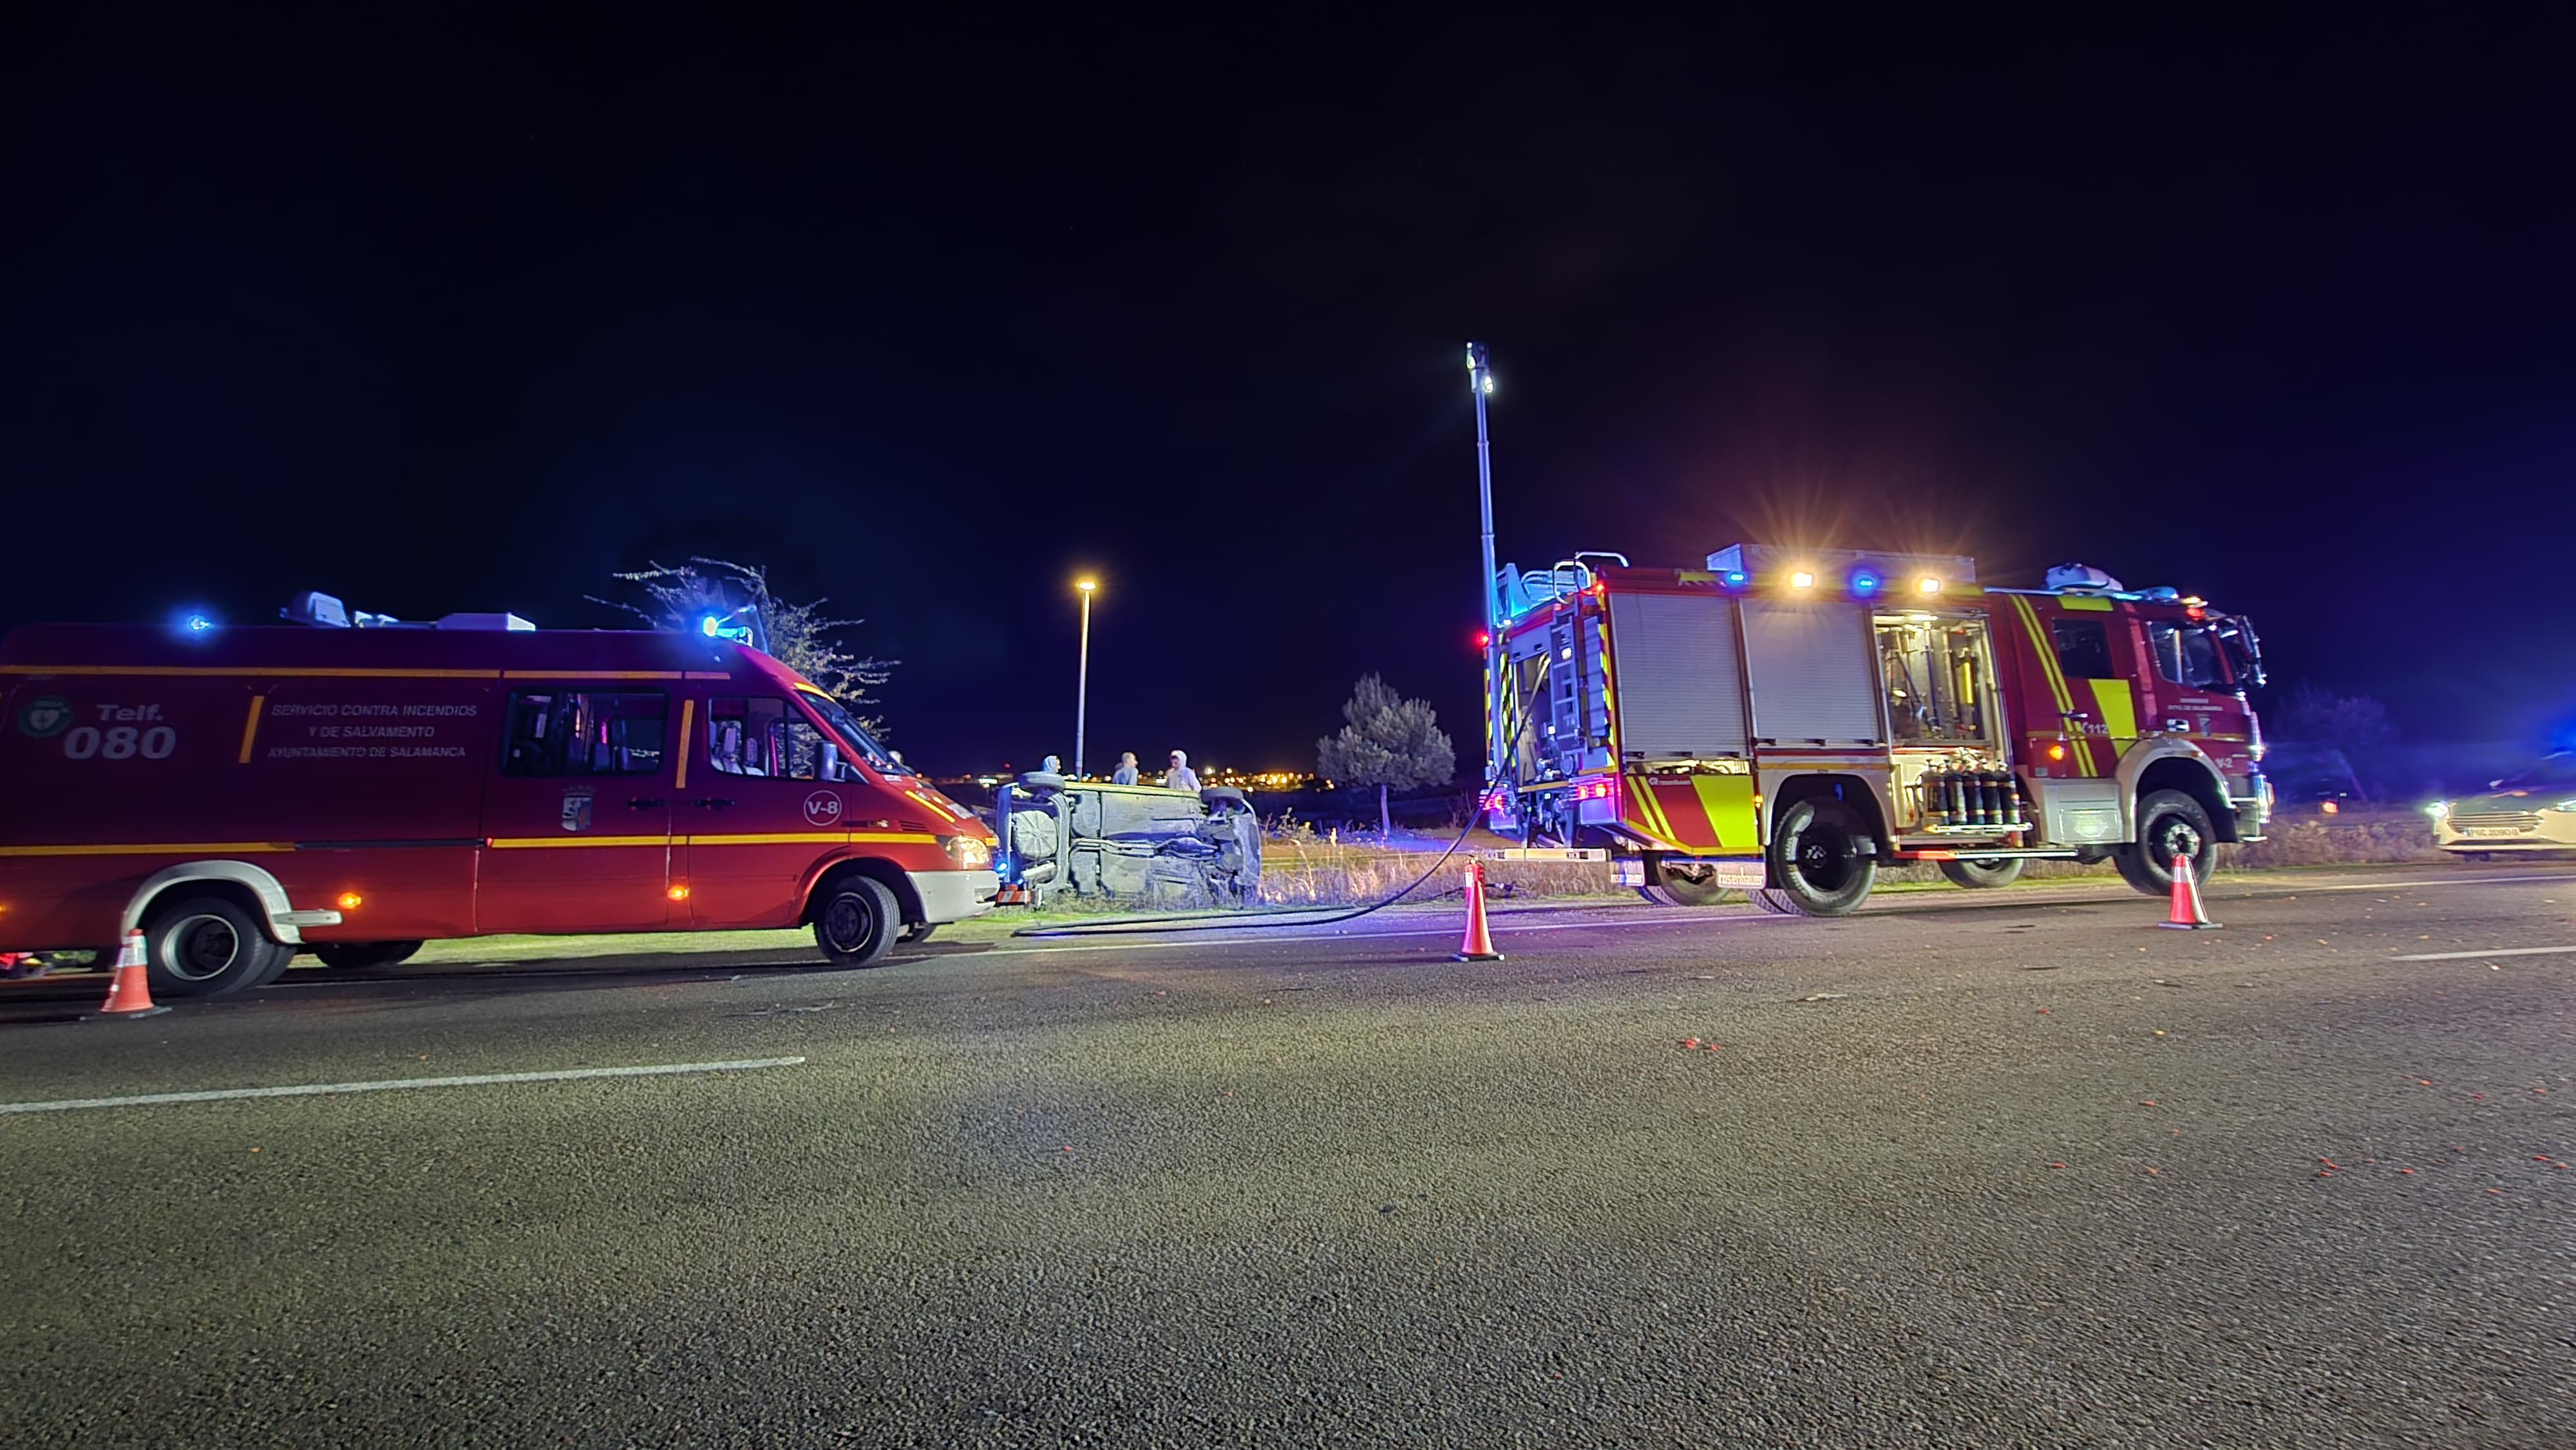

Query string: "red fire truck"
[1484, 544, 2269, 914]
[0, 599, 997, 997]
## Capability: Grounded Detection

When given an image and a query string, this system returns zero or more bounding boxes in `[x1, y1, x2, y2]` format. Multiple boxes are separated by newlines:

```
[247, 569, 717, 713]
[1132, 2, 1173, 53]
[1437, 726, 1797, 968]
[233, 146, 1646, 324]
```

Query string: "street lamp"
[1073, 577, 1098, 778]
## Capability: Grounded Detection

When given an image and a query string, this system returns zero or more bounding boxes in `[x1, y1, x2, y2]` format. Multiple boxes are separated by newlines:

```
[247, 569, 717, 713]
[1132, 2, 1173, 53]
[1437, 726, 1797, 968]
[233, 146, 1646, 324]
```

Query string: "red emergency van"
[0, 616, 998, 996]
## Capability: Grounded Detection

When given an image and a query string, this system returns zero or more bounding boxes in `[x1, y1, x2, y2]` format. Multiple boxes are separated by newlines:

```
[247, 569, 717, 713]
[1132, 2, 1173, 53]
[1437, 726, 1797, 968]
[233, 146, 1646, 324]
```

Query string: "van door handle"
[693, 797, 735, 810]
[628, 797, 668, 809]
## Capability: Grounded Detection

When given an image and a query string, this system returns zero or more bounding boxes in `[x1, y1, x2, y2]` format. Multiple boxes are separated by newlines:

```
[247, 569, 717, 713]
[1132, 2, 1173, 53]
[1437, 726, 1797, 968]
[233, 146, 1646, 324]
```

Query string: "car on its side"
[2429, 751, 2576, 859]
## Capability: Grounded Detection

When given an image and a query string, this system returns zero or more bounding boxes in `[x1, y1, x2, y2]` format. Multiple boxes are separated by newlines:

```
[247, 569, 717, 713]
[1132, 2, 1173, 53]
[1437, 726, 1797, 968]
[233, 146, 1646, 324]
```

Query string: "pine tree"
[1316, 674, 1456, 839]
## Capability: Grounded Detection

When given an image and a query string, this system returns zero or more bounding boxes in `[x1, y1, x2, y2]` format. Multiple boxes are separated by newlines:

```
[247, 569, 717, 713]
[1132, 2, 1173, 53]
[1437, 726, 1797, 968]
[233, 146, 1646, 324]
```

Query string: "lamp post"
[1467, 343, 1502, 789]
[1073, 577, 1097, 778]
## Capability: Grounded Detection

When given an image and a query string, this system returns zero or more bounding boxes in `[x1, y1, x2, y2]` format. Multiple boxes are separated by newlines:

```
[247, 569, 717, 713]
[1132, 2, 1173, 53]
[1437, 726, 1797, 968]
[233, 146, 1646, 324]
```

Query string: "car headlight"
[2425, 801, 2451, 820]
[942, 835, 992, 869]
[2558, 798, 2576, 813]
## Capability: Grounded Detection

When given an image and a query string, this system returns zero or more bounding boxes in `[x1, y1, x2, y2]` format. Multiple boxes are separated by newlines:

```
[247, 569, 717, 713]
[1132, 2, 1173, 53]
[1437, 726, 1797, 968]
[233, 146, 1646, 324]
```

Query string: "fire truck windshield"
[797, 687, 909, 776]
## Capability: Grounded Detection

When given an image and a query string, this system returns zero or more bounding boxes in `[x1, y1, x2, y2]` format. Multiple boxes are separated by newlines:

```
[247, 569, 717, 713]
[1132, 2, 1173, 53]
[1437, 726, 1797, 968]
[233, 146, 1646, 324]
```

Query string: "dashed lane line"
[2390, 944, 2576, 963]
[0, 1057, 806, 1115]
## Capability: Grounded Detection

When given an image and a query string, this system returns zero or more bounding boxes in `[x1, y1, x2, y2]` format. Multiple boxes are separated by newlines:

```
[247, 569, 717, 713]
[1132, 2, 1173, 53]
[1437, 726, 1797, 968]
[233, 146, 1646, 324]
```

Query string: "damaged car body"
[992, 773, 1263, 909]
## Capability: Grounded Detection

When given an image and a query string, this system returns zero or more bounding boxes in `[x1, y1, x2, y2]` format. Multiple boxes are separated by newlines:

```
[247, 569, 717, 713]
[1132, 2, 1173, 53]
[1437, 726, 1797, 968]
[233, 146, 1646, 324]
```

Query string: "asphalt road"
[5, 864, 2573, 1448]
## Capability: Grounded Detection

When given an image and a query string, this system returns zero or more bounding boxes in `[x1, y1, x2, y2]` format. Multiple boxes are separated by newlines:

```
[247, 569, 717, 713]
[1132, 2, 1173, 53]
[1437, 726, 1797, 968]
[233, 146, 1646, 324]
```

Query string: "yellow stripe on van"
[0, 842, 295, 857]
[500, 670, 685, 681]
[238, 695, 265, 764]
[0, 666, 500, 679]
[683, 833, 861, 847]
[483, 836, 670, 849]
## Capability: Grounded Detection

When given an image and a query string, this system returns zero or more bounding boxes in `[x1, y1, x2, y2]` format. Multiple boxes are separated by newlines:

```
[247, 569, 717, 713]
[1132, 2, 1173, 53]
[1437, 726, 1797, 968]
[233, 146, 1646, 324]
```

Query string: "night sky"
[6, 12, 2570, 775]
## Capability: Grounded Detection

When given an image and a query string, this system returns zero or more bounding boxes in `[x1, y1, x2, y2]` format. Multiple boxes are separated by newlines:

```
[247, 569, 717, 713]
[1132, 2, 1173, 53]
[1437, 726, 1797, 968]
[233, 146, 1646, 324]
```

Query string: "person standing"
[1112, 751, 1139, 786]
[1162, 749, 1201, 792]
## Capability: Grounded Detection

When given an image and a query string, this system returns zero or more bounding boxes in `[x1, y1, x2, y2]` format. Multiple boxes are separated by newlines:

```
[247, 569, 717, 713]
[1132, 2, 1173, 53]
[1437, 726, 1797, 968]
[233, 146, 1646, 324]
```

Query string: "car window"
[500, 691, 667, 777]
[2146, 621, 2228, 689]
[2049, 618, 2116, 680]
[706, 697, 827, 780]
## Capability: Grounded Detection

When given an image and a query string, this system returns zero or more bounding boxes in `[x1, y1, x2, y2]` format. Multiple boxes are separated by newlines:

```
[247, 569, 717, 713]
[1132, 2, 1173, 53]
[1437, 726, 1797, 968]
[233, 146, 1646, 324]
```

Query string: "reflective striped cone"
[2156, 852, 2219, 930]
[93, 929, 171, 1018]
[1455, 860, 1503, 961]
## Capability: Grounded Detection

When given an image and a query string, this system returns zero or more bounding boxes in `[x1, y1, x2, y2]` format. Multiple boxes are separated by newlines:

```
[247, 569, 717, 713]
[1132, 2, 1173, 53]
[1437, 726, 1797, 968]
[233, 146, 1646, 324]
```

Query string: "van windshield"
[798, 688, 909, 775]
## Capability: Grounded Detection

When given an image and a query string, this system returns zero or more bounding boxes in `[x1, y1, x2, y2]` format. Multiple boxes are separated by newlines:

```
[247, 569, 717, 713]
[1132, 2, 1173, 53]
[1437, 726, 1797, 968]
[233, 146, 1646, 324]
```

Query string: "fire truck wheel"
[2116, 790, 2222, 897]
[142, 895, 292, 999]
[312, 941, 424, 971]
[1937, 856, 2027, 889]
[1747, 888, 1800, 915]
[1645, 861, 1735, 907]
[1766, 800, 1877, 917]
[812, 876, 901, 966]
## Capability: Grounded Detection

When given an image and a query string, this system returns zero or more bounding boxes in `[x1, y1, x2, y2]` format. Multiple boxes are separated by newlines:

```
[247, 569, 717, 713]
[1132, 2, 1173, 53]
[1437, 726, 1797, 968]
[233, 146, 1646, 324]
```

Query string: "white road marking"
[0, 1057, 806, 1116]
[2262, 873, 2573, 893]
[2391, 945, 2576, 963]
[972, 910, 1779, 957]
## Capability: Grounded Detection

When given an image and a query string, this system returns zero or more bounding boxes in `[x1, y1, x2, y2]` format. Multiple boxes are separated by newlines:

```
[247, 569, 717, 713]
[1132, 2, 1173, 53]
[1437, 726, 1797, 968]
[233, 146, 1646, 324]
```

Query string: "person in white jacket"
[1162, 749, 1201, 792]
[1112, 751, 1140, 785]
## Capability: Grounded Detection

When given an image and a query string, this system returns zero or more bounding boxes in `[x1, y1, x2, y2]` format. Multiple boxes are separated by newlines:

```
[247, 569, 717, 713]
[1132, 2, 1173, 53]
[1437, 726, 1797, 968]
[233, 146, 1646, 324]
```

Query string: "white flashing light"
[1917, 576, 1942, 596]
[700, 616, 721, 637]
[1790, 570, 1816, 589]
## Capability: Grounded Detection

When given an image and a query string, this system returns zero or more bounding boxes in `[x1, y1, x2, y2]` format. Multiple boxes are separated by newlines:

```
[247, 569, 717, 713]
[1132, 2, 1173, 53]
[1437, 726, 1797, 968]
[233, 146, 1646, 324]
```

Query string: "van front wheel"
[144, 896, 290, 998]
[813, 877, 900, 966]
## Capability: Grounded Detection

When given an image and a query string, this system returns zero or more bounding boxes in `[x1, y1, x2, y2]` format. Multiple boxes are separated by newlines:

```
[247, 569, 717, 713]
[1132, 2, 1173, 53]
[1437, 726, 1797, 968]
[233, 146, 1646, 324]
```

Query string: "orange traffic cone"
[2156, 852, 2219, 930]
[1454, 860, 1504, 961]
[92, 930, 170, 1019]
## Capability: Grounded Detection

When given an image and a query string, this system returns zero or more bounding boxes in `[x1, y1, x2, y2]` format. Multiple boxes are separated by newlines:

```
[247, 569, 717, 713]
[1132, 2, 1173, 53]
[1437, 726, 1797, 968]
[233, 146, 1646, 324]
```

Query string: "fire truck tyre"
[900, 921, 937, 943]
[1937, 856, 2027, 889]
[312, 941, 424, 971]
[812, 876, 901, 966]
[1648, 861, 1735, 907]
[2116, 790, 2222, 897]
[142, 896, 290, 999]
[1767, 800, 1877, 917]
[1748, 888, 1801, 915]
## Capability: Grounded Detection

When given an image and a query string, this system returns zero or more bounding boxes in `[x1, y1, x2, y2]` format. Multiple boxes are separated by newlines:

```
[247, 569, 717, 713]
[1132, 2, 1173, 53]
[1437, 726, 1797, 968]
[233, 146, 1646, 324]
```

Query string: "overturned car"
[992, 773, 1263, 909]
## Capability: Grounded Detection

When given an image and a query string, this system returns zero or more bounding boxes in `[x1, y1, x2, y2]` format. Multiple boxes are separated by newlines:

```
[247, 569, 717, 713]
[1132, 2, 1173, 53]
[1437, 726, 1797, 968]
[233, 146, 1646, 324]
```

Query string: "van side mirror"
[820, 743, 842, 781]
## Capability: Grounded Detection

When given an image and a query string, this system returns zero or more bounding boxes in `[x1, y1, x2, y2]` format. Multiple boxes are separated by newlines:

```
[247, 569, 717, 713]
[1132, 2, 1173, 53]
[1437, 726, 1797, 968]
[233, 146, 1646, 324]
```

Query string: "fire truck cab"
[1485, 544, 2268, 915]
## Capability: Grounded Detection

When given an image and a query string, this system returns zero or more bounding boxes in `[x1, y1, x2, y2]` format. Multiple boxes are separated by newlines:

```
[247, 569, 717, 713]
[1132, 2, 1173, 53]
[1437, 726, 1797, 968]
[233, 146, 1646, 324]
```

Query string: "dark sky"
[6, 10, 2571, 772]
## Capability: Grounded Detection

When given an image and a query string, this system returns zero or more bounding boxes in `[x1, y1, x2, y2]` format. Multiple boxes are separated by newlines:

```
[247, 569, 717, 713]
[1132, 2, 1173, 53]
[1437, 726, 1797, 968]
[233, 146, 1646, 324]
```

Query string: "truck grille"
[2450, 811, 2542, 833]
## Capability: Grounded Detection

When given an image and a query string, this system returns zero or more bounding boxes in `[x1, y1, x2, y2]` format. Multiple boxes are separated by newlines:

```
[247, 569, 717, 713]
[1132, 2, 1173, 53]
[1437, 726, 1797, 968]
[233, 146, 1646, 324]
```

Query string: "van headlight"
[2425, 801, 2451, 820]
[942, 835, 992, 869]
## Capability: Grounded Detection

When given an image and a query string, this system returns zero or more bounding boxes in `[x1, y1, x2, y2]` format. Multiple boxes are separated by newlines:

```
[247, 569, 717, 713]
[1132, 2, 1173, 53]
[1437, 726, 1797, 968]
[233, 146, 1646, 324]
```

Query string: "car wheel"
[1766, 800, 1877, 917]
[1747, 887, 1799, 915]
[144, 896, 290, 999]
[2112, 789, 2222, 897]
[1937, 856, 2027, 889]
[900, 922, 938, 944]
[812, 876, 901, 966]
[1645, 860, 1736, 907]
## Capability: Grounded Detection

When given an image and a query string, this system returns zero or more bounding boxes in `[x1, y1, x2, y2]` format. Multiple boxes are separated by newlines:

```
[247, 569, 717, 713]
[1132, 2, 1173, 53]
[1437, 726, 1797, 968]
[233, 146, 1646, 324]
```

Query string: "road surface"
[4, 864, 2572, 1447]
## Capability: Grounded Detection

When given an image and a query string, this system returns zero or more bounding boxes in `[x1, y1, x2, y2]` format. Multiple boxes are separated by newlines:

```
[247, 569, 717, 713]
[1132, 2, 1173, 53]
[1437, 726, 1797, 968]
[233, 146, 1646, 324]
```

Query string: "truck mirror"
[820, 742, 842, 781]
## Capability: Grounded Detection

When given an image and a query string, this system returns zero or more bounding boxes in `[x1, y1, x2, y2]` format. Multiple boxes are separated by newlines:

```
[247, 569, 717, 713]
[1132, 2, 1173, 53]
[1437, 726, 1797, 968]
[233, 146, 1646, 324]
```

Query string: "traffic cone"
[1454, 860, 1503, 961]
[92, 930, 170, 1019]
[2156, 852, 2219, 930]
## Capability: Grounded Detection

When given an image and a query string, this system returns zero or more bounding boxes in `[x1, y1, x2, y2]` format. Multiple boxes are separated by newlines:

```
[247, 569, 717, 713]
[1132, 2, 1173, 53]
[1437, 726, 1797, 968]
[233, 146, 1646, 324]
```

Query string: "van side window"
[2049, 619, 2117, 680]
[705, 698, 826, 780]
[2146, 621, 2228, 689]
[500, 691, 667, 776]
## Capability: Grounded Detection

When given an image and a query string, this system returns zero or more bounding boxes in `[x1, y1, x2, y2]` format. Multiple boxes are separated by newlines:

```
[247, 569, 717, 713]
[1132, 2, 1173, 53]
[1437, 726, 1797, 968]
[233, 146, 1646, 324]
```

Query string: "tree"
[591, 558, 895, 730]
[1316, 673, 1455, 839]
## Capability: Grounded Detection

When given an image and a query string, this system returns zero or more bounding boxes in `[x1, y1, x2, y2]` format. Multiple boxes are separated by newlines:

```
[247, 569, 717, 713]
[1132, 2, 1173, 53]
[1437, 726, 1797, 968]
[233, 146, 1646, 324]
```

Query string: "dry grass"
[2233, 808, 2444, 868]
